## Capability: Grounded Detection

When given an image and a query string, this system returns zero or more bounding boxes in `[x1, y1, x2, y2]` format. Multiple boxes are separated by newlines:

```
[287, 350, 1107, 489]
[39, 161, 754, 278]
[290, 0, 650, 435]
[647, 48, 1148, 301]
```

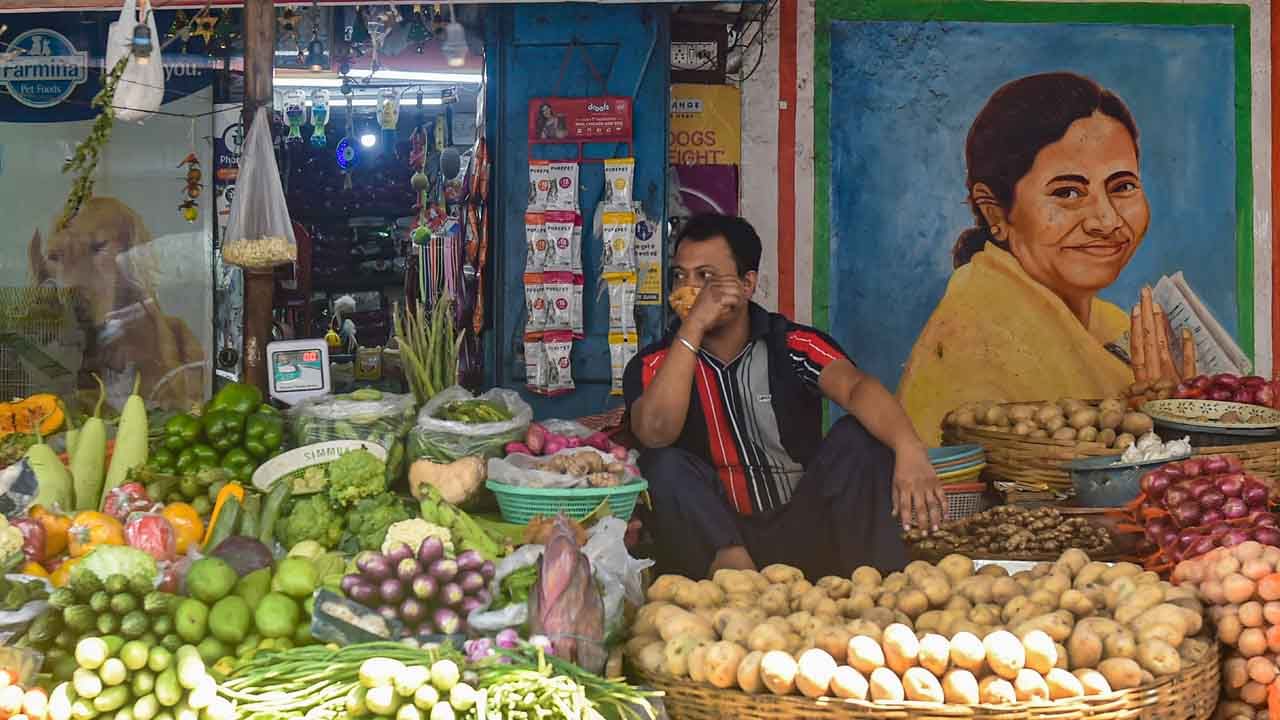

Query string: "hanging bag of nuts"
[222, 106, 297, 270]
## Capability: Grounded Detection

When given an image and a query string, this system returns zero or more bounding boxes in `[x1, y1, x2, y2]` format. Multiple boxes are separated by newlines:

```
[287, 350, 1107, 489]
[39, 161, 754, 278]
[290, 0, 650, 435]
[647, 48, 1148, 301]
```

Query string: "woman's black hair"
[953, 72, 1140, 268]
[675, 214, 762, 276]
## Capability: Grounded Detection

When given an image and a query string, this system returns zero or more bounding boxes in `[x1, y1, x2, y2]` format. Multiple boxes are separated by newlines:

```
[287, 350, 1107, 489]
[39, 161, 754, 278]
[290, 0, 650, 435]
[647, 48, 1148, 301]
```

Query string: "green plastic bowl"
[486, 479, 648, 524]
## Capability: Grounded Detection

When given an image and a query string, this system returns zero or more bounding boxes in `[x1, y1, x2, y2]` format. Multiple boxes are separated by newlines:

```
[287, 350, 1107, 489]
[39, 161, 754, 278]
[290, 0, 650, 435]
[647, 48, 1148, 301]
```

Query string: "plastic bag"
[289, 390, 416, 481]
[408, 386, 532, 463]
[0, 461, 39, 519]
[0, 575, 52, 645]
[104, 0, 163, 123]
[124, 513, 177, 562]
[223, 107, 297, 269]
[103, 483, 156, 523]
[487, 447, 637, 490]
[467, 517, 651, 635]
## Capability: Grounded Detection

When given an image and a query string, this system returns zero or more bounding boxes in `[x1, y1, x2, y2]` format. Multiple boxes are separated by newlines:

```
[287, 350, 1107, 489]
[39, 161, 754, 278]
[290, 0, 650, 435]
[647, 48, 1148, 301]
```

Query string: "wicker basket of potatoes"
[942, 398, 1156, 495]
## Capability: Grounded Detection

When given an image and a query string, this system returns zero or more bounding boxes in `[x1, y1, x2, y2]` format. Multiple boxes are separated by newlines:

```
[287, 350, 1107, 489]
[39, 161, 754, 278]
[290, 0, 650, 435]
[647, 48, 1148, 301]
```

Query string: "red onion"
[1235, 389, 1258, 405]
[1255, 527, 1280, 546]
[1223, 497, 1249, 519]
[1145, 517, 1173, 543]
[1244, 375, 1269, 388]
[1204, 456, 1230, 474]
[1214, 373, 1242, 390]
[1142, 470, 1172, 498]
[1172, 501, 1203, 527]
[1225, 456, 1245, 473]
[1222, 529, 1253, 547]
[1182, 458, 1206, 476]
[1200, 509, 1225, 527]
[1199, 490, 1227, 510]
[1216, 474, 1245, 498]
[1187, 478, 1215, 499]
[1188, 536, 1219, 558]
[1258, 513, 1280, 527]
[1211, 389, 1234, 401]
[1242, 480, 1270, 508]
[1178, 528, 1202, 549]
[1163, 486, 1192, 509]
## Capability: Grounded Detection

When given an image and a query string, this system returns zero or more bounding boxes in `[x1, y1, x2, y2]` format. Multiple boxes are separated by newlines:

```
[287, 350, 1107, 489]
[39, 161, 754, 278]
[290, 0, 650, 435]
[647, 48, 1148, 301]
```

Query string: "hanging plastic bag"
[223, 106, 298, 269]
[104, 0, 164, 123]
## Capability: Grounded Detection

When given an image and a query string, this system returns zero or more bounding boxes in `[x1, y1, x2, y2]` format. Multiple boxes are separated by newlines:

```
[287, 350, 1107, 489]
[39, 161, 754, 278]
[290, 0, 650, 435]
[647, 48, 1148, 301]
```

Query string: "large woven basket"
[634, 642, 1218, 720]
[1196, 440, 1280, 484]
[942, 424, 1120, 495]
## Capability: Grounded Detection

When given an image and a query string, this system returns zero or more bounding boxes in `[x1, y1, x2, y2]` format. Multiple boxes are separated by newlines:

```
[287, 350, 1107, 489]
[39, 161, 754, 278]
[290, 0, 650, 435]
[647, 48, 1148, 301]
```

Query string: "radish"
[583, 432, 612, 451]
[609, 444, 629, 462]
[566, 436, 582, 448]
[505, 442, 533, 455]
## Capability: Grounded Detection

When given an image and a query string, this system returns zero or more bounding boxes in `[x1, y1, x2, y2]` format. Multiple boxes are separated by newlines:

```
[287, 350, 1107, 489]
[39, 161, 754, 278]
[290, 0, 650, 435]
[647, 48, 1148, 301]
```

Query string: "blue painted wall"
[826, 20, 1239, 392]
[484, 4, 670, 417]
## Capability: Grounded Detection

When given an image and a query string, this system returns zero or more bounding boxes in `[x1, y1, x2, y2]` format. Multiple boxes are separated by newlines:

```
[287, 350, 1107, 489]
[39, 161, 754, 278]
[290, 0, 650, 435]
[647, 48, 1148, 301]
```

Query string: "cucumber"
[201, 497, 242, 553]
[258, 480, 291, 547]
[92, 686, 131, 713]
[155, 668, 182, 707]
[176, 646, 205, 690]
[239, 494, 262, 539]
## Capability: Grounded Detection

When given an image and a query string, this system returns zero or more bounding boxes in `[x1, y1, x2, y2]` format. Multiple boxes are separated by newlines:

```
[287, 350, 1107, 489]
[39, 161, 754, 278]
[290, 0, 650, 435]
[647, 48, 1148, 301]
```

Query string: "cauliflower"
[383, 518, 454, 556]
[277, 495, 344, 550]
[327, 449, 387, 508]
[0, 516, 24, 571]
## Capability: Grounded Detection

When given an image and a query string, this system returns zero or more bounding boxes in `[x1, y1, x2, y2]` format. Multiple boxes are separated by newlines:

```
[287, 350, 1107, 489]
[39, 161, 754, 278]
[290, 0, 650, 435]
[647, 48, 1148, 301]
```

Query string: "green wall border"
[812, 0, 1255, 363]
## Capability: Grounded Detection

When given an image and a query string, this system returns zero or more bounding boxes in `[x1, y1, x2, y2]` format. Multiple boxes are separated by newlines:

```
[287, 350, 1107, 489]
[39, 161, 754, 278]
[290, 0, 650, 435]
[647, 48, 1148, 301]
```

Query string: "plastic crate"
[943, 483, 987, 521]
[486, 478, 648, 525]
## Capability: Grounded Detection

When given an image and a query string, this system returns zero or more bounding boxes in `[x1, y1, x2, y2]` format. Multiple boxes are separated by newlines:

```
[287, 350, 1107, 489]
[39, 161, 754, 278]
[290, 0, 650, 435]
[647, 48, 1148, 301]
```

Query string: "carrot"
[1259, 574, 1280, 601]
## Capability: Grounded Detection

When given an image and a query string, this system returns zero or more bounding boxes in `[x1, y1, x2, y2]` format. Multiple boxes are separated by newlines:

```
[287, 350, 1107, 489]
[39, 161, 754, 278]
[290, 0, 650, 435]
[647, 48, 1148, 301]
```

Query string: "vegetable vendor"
[624, 214, 945, 581]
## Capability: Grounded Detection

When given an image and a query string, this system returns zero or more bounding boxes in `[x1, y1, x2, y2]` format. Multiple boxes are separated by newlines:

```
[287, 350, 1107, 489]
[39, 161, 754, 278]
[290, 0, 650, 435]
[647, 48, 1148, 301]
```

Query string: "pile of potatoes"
[626, 550, 1212, 705]
[944, 398, 1154, 451]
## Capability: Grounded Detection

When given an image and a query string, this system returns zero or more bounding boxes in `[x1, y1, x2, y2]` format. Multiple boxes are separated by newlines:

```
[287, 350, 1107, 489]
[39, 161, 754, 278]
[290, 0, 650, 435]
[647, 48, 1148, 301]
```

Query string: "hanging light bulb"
[131, 21, 153, 64]
[305, 0, 326, 70]
[441, 4, 466, 68]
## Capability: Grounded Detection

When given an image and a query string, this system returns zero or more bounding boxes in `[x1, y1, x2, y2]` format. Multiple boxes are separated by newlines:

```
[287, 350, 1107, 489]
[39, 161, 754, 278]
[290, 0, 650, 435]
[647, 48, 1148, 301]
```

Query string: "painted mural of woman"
[898, 72, 1148, 444]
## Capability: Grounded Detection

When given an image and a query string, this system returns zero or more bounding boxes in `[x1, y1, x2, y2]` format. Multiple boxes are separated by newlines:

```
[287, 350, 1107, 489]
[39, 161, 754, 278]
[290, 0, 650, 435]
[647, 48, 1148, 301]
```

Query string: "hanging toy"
[407, 5, 429, 53]
[177, 153, 202, 222]
[284, 89, 306, 142]
[378, 87, 400, 146]
[278, 6, 301, 60]
[310, 88, 331, 147]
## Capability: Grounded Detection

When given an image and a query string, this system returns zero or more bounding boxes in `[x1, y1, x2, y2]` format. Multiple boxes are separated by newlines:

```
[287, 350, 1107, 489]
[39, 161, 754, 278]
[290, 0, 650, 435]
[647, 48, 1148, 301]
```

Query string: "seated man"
[624, 214, 945, 580]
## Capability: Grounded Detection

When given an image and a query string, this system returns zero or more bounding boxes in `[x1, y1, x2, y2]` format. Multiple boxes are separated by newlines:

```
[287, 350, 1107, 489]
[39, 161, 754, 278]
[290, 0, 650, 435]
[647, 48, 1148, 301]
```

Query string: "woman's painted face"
[1004, 112, 1149, 299]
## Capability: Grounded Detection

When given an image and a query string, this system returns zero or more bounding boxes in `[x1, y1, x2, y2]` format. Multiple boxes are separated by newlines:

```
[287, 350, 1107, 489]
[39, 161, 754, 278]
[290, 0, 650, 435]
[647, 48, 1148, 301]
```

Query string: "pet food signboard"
[528, 96, 633, 143]
[0, 10, 216, 412]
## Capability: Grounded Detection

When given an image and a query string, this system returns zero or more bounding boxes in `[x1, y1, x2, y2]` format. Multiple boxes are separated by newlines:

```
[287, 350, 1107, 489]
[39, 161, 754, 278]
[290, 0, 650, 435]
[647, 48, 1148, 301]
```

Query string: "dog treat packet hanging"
[542, 331, 576, 395]
[571, 214, 584, 274]
[601, 211, 637, 273]
[524, 212, 547, 273]
[542, 272, 574, 332]
[524, 273, 546, 334]
[223, 107, 298, 269]
[546, 161, 580, 211]
[609, 332, 638, 396]
[572, 274, 584, 339]
[524, 335, 546, 394]
[603, 158, 635, 209]
[528, 160, 551, 211]
[543, 210, 577, 272]
[605, 272, 637, 335]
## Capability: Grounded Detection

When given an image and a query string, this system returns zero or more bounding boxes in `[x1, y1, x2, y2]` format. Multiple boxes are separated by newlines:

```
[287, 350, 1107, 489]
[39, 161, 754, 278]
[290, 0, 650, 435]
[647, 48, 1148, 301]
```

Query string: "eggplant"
[458, 571, 485, 595]
[460, 596, 485, 615]
[415, 622, 437, 641]
[380, 578, 406, 605]
[455, 550, 485, 572]
[433, 608, 461, 635]
[440, 582, 464, 607]
[348, 581, 378, 605]
[474, 589, 493, 606]
[397, 558, 421, 584]
[429, 558, 459, 583]
[412, 575, 438, 601]
[340, 574, 363, 595]
[418, 537, 445, 567]
[400, 597, 428, 626]
[357, 553, 394, 582]
[385, 541, 415, 565]
[479, 561, 496, 581]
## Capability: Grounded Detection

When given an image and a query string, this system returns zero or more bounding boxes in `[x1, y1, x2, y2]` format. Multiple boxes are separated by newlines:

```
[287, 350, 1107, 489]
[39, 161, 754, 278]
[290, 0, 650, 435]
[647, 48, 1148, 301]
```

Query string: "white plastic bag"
[223, 107, 297, 269]
[409, 386, 533, 462]
[105, 0, 163, 123]
[467, 517, 652, 635]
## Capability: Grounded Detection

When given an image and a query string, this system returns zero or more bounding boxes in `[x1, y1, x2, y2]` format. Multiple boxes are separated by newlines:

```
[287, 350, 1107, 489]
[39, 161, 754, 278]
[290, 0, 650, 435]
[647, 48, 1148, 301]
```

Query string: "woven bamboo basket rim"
[633, 643, 1217, 720]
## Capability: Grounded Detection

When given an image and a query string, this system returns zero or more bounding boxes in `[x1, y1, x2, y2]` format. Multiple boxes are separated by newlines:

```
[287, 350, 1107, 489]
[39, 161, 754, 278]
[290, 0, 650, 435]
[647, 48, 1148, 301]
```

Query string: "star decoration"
[191, 12, 218, 44]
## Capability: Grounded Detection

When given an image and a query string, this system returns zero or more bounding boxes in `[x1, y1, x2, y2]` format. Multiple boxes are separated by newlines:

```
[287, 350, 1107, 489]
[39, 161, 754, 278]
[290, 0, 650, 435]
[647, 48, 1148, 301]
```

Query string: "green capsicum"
[219, 447, 256, 484]
[244, 412, 285, 460]
[207, 382, 264, 416]
[176, 443, 219, 474]
[150, 447, 177, 473]
[163, 414, 203, 453]
[202, 409, 246, 452]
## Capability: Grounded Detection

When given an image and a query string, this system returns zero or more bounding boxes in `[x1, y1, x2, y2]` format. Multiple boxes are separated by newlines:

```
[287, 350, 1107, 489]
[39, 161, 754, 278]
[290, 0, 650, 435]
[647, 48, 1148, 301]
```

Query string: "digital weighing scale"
[267, 339, 332, 405]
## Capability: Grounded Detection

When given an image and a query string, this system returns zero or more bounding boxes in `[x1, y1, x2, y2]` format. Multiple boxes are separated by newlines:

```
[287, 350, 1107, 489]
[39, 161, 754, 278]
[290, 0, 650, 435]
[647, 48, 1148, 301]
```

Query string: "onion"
[1164, 463, 1186, 479]
[1216, 474, 1245, 498]
[1188, 478, 1215, 499]
[1172, 501, 1203, 527]
[1223, 529, 1253, 547]
[1200, 490, 1227, 510]
[1145, 517, 1172, 543]
[1179, 528, 1203, 549]
[1258, 514, 1280, 527]
[495, 628, 520, 649]
[1188, 536, 1219, 558]
[1224, 498, 1250, 519]
[1182, 458, 1206, 476]
[1200, 509, 1225, 527]
[1255, 527, 1280, 547]
[1142, 470, 1173, 499]
[1242, 480, 1270, 508]
[1160, 529, 1180, 548]
[1226, 456, 1246, 473]
[1205, 456, 1231, 474]
[1163, 486, 1192, 509]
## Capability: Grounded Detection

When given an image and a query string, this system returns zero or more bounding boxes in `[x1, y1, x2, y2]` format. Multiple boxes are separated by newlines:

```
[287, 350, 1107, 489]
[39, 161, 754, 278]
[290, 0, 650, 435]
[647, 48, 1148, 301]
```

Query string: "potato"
[897, 589, 930, 619]
[1067, 626, 1103, 670]
[725, 593, 756, 610]
[983, 577, 1017, 606]
[1098, 657, 1143, 689]
[1021, 630, 1057, 674]
[704, 641, 749, 689]
[789, 611, 824, 638]
[761, 586, 791, 616]
[1136, 639, 1181, 676]
[840, 593, 876, 618]
[1015, 611, 1075, 643]
[916, 611, 944, 634]
[1044, 415, 1067, 433]
[798, 587, 830, 614]
[998, 597, 1031, 625]
[658, 610, 717, 642]
[1097, 428, 1118, 447]
[846, 619, 883, 642]
[945, 594, 972, 613]
[736, 651, 765, 694]
[902, 667, 945, 703]
[852, 566, 883, 589]
[1059, 589, 1095, 617]
[1052, 426, 1078, 441]
[918, 633, 951, 676]
[766, 616, 792, 634]
[664, 635, 706, 677]
[869, 667, 905, 702]
[1013, 669, 1049, 702]
[635, 641, 667, 674]
[1075, 562, 1109, 589]
[815, 626, 853, 663]
[789, 580, 816, 604]
[648, 575, 692, 603]
[818, 576, 854, 600]
[883, 624, 920, 674]
[1073, 669, 1112, 696]
[1030, 429, 1050, 439]
[1069, 409, 1100, 430]
[861, 607, 897, 629]
[878, 592, 900, 610]
[1044, 668, 1084, 700]
[972, 603, 1003, 626]
[687, 580, 726, 608]
[1103, 629, 1136, 660]
[721, 617, 755, 646]
[748, 624, 791, 653]
[762, 564, 805, 585]
[796, 649, 838, 698]
[958, 576, 995, 604]
[626, 634, 660, 660]
[948, 632, 986, 674]
[847, 634, 887, 674]
[1035, 404, 1064, 425]
[1131, 603, 1201, 636]
[1054, 549, 1090, 577]
[978, 676, 1017, 704]
[1120, 412, 1154, 436]
[920, 578, 952, 608]
[984, 631, 1026, 680]
[1028, 588, 1060, 609]
[1115, 584, 1164, 625]
[1137, 623, 1185, 651]
[934, 554, 972, 583]
[1179, 637, 1212, 664]
[760, 650, 799, 695]
[830, 666, 870, 700]
[688, 644, 710, 683]
[713, 569, 755, 595]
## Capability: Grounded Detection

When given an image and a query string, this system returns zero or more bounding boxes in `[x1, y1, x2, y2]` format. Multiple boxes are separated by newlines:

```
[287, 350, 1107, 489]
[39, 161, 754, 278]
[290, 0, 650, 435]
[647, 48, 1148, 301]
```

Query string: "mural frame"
[813, 0, 1264, 369]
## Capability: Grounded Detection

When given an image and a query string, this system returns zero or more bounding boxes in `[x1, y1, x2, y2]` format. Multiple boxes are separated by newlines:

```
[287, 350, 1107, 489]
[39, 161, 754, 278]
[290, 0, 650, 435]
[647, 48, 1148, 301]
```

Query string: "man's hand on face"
[682, 276, 746, 337]
[891, 445, 947, 532]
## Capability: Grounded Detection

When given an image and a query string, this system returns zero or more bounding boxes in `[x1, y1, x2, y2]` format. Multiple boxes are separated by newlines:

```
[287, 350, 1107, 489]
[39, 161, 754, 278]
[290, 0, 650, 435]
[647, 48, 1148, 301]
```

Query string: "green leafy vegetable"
[276, 494, 344, 550]
[73, 545, 158, 585]
[343, 494, 411, 552]
[326, 449, 387, 508]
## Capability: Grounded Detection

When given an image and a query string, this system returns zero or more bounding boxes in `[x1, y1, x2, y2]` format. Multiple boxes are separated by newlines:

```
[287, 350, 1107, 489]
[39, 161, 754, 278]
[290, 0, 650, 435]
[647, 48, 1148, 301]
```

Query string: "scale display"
[267, 339, 332, 405]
